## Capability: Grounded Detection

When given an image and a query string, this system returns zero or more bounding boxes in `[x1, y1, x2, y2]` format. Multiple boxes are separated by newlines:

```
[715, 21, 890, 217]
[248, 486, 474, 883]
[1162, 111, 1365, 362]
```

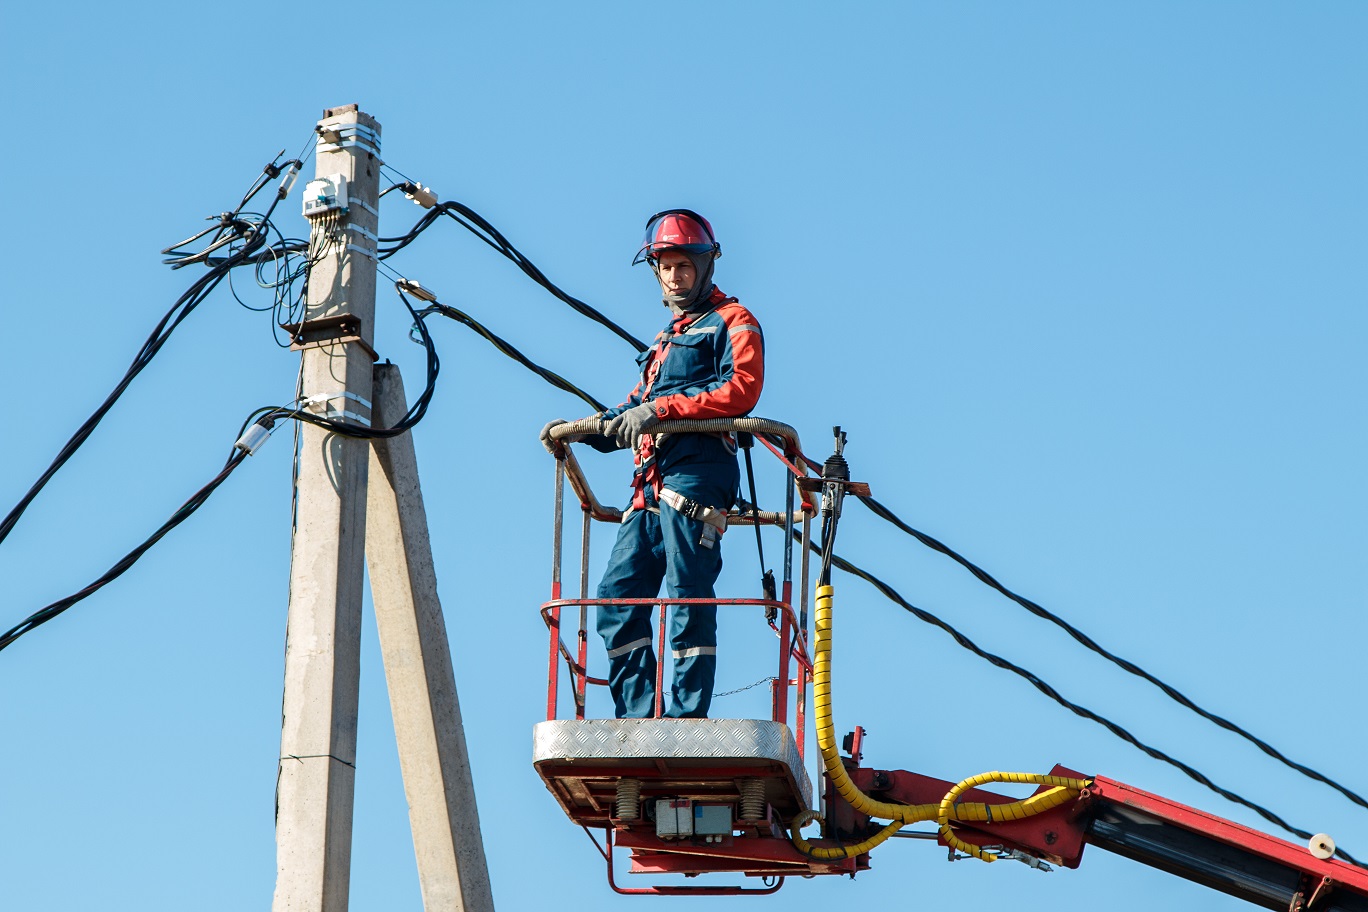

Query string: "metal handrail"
[552, 416, 814, 525]
[542, 596, 812, 738]
[549, 415, 806, 458]
[544, 414, 815, 757]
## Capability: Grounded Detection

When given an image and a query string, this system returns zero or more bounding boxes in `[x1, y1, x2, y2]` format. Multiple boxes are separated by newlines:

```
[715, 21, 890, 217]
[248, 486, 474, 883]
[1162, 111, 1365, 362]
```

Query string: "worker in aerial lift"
[541, 210, 765, 719]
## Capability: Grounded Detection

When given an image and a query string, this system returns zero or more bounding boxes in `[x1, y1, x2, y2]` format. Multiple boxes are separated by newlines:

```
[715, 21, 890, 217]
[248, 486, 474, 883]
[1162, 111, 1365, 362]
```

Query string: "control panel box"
[654, 799, 733, 842]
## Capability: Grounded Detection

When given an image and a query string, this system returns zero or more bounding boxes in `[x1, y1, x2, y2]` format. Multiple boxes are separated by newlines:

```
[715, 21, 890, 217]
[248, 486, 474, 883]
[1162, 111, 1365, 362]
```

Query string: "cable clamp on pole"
[318, 138, 382, 158]
[347, 197, 380, 218]
[343, 223, 379, 243]
[316, 124, 382, 157]
[313, 409, 371, 426]
[301, 391, 372, 426]
[302, 390, 373, 412]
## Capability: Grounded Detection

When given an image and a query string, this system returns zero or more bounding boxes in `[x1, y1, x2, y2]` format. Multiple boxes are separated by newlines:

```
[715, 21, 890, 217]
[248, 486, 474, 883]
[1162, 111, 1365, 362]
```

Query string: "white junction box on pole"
[303, 173, 349, 218]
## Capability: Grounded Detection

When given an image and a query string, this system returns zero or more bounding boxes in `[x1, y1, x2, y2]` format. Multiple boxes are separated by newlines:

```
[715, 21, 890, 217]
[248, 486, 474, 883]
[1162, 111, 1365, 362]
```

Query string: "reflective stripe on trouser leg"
[596, 507, 666, 718]
[659, 482, 727, 719]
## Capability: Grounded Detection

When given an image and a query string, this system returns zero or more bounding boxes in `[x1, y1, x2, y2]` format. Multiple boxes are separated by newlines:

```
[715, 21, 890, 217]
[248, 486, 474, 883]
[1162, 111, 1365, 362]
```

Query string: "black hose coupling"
[822, 426, 850, 483]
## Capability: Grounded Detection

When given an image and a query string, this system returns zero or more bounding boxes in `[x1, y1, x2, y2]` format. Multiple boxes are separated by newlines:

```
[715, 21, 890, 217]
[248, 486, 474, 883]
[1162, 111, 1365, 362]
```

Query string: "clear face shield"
[633, 210, 721, 265]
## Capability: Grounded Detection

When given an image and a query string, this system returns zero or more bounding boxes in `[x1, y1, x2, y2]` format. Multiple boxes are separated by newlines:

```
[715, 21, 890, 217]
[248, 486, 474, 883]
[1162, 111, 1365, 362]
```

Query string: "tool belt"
[622, 488, 729, 550]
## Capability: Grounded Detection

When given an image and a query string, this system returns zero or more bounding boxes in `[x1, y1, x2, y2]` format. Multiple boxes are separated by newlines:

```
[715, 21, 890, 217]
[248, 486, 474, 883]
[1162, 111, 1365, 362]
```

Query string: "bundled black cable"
[361, 178, 1368, 848]
[378, 200, 648, 352]
[413, 299, 606, 413]
[0, 155, 302, 552]
[244, 285, 441, 442]
[408, 280, 1367, 861]
[0, 448, 247, 653]
[854, 492, 1368, 816]
[792, 531, 1364, 868]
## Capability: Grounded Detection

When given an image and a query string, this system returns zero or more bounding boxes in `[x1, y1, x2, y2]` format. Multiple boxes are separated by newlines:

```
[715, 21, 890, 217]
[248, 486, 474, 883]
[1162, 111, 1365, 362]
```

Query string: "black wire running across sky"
[0, 154, 306, 553]
[4, 151, 1362, 869]
[0, 153, 439, 654]
[384, 199, 1366, 865]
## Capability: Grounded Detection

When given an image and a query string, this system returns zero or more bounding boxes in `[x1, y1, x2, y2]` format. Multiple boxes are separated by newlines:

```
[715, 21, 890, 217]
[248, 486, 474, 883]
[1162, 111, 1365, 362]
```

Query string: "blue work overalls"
[596, 452, 738, 718]
[594, 292, 763, 719]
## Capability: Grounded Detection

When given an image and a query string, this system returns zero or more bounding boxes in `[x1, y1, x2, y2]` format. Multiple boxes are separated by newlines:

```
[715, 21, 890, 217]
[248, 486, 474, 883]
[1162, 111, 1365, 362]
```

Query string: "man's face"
[655, 250, 696, 296]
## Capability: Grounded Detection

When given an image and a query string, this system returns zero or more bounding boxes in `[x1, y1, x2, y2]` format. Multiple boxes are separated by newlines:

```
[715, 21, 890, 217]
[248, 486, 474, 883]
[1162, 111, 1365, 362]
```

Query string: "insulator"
[738, 778, 766, 821]
[615, 778, 642, 820]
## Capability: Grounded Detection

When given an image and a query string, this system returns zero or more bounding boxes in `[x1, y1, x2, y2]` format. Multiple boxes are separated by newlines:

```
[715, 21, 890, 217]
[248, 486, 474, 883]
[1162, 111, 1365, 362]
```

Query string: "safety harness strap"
[658, 488, 728, 531]
[621, 488, 729, 550]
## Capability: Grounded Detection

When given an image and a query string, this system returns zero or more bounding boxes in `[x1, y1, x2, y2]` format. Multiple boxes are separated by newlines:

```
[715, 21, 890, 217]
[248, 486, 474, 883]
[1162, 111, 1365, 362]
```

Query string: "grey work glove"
[539, 418, 569, 454]
[604, 403, 661, 450]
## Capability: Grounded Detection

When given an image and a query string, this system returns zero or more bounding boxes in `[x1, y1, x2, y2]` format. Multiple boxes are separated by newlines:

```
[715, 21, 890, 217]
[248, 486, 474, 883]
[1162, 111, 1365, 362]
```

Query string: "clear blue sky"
[2, 2, 1365, 910]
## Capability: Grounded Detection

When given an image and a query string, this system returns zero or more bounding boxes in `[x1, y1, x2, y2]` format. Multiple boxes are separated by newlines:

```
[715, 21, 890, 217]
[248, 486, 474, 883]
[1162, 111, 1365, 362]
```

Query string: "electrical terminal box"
[653, 799, 733, 842]
[303, 173, 348, 218]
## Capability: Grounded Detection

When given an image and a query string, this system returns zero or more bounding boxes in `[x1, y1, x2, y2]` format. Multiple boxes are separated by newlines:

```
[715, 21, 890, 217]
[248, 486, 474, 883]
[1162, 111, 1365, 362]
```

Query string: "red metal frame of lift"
[540, 425, 822, 894]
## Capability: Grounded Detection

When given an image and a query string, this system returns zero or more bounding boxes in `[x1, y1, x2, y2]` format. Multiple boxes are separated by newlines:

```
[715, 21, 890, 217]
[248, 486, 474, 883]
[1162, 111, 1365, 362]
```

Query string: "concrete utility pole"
[367, 363, 494, 912]
[274, 104, 381, 912]
[272, 105, 492, 912]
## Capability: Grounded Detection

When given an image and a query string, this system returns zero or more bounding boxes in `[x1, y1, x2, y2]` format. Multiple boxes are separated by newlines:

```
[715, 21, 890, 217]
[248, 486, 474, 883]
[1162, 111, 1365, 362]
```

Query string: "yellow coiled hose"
[789, 584, 1092, 861]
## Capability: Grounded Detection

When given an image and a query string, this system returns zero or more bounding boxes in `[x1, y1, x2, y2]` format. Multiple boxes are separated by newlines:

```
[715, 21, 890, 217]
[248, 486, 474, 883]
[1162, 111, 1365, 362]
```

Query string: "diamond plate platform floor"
[533, 718, 812, 828]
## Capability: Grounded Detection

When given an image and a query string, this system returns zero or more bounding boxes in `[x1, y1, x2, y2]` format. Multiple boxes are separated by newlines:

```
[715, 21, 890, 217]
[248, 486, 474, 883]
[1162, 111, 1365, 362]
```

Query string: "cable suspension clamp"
[281, 313, 378, 362]
[316, 122, 382, 158]
[396, 279, 438, 302]
[298, 391, 373, 428]
[302, 390, 373, 412]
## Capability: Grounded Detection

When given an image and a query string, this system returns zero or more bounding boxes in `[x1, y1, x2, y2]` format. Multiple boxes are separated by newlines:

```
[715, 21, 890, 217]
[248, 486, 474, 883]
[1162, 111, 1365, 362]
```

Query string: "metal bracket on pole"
[281, 313, 379, 362]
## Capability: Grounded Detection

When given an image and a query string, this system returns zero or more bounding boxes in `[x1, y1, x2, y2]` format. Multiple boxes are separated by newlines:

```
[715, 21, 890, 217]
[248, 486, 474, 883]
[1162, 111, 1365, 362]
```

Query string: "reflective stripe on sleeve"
[672, 646, 718, 659]
[728, 323, 761, 336]
[606, 636, 653, 659]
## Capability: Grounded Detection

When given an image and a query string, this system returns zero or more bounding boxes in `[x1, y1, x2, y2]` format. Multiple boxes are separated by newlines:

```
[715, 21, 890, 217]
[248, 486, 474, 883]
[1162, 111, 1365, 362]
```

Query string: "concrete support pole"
[366, 363, 495, 912]
[274, 105, 382, 912]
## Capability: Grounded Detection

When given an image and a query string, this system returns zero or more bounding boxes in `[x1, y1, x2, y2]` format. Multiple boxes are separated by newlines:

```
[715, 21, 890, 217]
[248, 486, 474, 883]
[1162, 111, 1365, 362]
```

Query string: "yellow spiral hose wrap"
[789, 584, 1093, 862]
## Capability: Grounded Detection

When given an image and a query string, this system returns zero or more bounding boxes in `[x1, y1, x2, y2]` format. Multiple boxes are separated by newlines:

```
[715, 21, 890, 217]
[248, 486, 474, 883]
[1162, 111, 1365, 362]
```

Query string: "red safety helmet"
[633, 209, 721, 265]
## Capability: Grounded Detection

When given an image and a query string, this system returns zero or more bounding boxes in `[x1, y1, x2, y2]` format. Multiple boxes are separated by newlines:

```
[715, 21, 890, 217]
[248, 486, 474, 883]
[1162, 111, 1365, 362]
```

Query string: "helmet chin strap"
[654, 251, 716, 314]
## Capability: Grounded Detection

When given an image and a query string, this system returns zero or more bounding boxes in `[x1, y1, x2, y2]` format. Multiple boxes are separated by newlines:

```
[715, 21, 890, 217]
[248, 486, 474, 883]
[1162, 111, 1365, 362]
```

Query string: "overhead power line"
[854, 492, 1368, 816]
[381, 210, 1367, 855]
[798, 536, 1362, 867]
[378, 198, 648, 352]
[411, 297, 607, 413]
[0, 448, 248, 653]
[0, 155, 303, 551]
